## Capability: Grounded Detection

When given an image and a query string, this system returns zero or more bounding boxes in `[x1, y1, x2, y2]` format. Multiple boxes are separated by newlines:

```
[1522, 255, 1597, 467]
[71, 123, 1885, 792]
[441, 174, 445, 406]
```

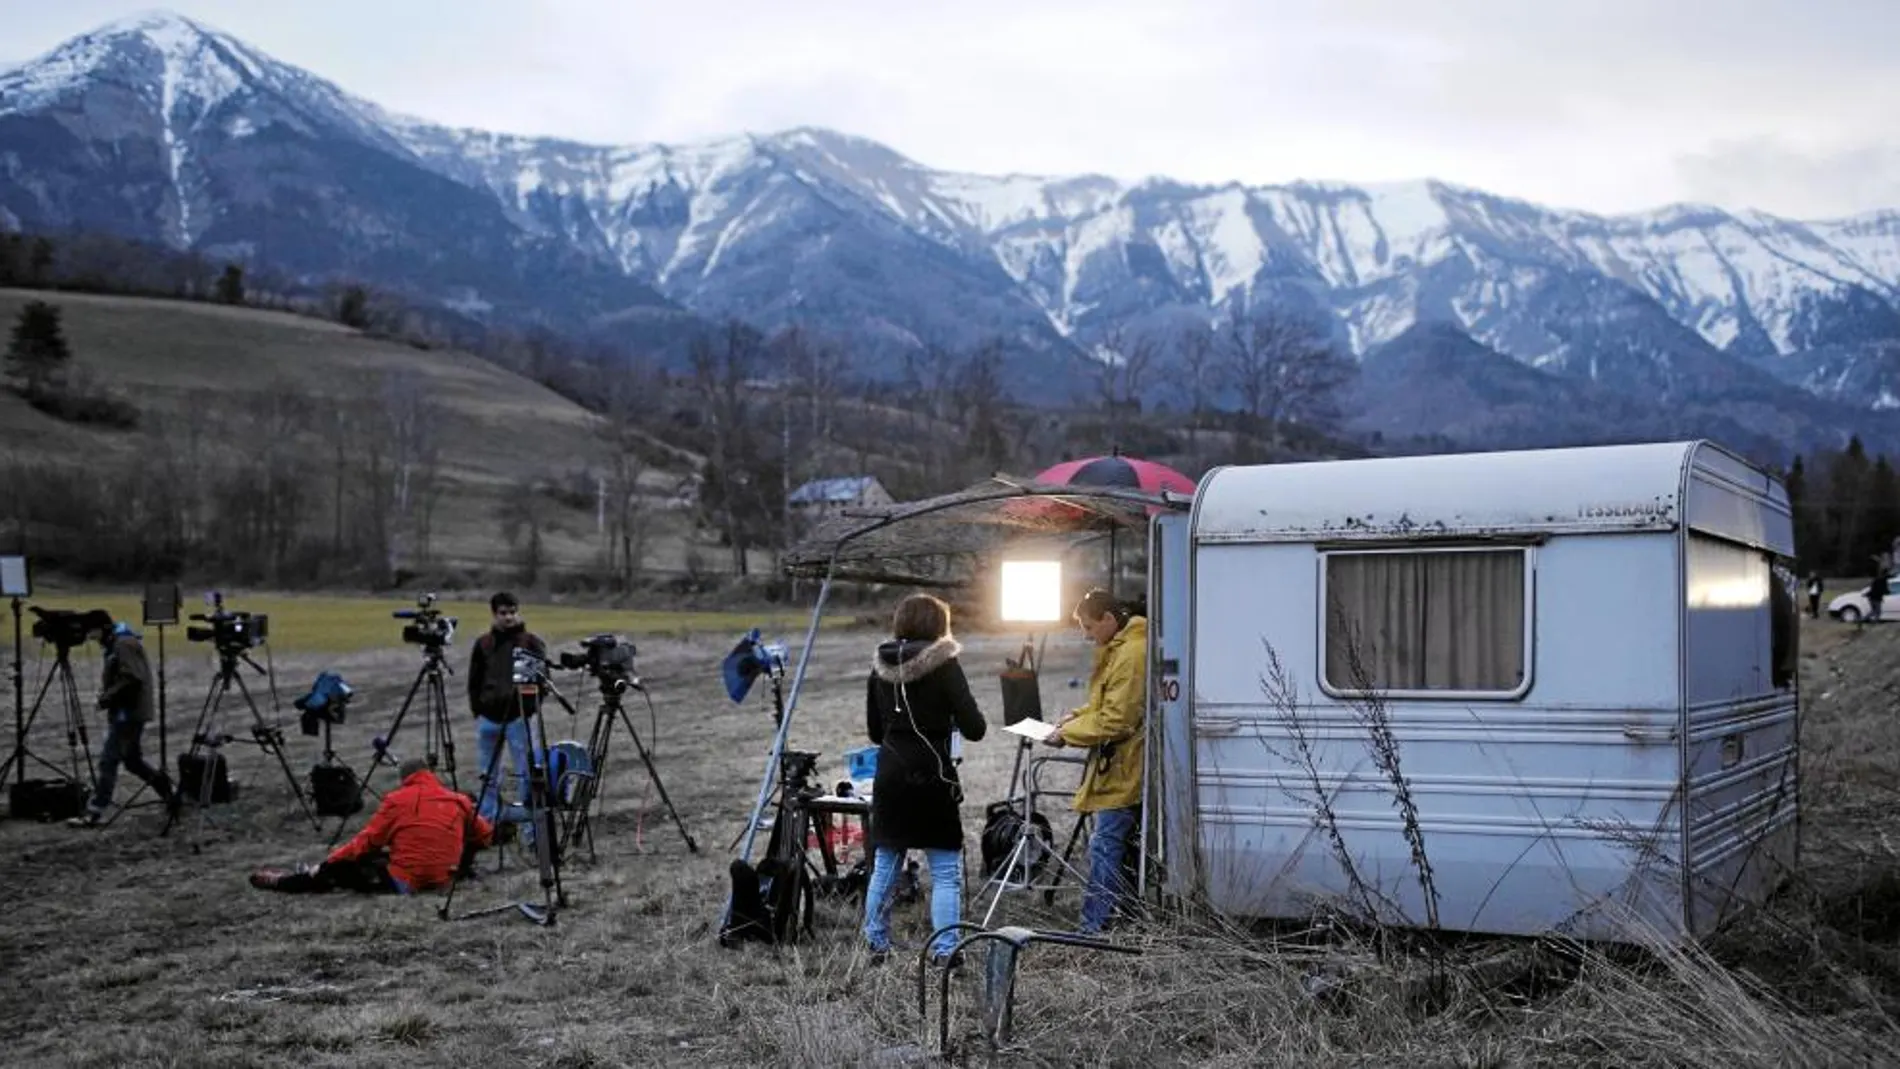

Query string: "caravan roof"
[1194, 440, 1791, 550]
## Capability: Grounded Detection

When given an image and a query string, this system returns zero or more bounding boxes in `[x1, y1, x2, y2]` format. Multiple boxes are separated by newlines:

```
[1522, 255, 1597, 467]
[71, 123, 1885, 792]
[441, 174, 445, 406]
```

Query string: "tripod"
[978, 635, 1093, 925]
[546, 671, 698, 861]
[161, 642, 319, 848]
[327, 642, 458, 848]
[440, 664, 566, 926]
[719, 749, 848, 947]
[0, 641, 97, 801]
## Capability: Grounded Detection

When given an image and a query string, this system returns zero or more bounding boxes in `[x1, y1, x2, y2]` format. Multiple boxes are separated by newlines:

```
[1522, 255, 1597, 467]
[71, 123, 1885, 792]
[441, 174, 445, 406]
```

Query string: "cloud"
[1679, 140, 1900, 221]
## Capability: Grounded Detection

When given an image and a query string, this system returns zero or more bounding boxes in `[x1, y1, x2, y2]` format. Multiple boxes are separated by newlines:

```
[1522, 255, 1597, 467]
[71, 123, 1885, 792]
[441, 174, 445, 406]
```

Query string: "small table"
[804, 793, 873, 883]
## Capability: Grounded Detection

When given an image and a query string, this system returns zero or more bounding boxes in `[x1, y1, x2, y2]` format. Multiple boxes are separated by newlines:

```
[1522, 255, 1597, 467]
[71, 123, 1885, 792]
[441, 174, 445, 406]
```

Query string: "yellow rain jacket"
[1060, 616, 1148, 813]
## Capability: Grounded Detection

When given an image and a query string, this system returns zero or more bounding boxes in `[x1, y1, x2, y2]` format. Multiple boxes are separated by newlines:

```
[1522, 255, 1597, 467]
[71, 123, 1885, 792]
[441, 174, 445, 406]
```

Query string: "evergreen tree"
[26, 237, 53, 285]
[4, 300, 72, 397]
[1827, 437, 1872, 575]
[1866, 456, 1900, 570]
[337, 284, 370, 329]
[215, 263, 245, 304]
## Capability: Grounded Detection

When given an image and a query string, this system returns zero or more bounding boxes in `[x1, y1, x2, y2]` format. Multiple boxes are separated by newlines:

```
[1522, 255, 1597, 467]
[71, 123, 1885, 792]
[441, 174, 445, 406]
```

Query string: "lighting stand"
[5, 593, 22, 798]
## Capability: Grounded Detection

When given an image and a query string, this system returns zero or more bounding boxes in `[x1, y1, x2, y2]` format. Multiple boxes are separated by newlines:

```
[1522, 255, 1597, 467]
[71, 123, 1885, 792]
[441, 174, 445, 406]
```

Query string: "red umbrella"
[1031, 454, 1197, 502]
[1015, 453, 1198, 598]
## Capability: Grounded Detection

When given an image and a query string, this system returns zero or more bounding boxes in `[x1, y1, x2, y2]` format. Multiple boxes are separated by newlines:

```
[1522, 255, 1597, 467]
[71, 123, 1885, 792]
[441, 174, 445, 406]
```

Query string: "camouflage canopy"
[780, 474, 1192, 587]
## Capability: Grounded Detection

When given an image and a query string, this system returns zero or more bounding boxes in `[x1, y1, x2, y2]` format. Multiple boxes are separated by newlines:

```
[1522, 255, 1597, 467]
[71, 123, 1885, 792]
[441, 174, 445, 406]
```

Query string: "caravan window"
[1322, 548, 1530, 697]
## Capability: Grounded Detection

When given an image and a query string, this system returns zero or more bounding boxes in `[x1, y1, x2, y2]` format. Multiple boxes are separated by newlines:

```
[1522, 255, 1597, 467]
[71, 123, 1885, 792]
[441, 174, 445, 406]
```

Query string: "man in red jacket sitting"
[253, 757, 493, 894]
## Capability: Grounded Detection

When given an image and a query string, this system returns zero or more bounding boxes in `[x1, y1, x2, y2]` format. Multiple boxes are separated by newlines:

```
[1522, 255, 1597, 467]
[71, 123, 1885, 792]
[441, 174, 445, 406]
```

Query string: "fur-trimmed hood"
[872, 636, 962, 684]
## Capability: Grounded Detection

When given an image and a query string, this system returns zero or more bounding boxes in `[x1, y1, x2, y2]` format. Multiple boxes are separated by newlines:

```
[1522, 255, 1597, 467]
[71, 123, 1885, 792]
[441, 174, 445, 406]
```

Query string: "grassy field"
[0, 289, 622, 484]
[0, 288, 732, 577]
[12, 588, 833, 655]
[0, 611, 1896, 1066]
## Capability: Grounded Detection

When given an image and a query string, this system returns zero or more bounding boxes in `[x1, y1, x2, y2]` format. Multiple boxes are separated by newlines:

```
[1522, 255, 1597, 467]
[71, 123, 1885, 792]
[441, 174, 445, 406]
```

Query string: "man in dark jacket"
[70, 621, 177, 827]
[251, 756, 494, 894]
[465, 591, 548, 834]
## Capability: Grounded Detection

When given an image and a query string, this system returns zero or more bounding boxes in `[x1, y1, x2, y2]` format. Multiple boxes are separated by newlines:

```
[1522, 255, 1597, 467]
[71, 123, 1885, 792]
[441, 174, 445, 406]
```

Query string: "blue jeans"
[863, 846, 963, 958]
[475, 717, 541, 829]
[1080, 806, 1139, 934]
[89, 712, 168, 814]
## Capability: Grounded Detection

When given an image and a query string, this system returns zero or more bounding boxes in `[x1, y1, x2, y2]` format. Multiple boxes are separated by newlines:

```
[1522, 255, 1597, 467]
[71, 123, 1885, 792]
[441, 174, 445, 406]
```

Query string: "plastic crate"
[845, 745, 878, 781]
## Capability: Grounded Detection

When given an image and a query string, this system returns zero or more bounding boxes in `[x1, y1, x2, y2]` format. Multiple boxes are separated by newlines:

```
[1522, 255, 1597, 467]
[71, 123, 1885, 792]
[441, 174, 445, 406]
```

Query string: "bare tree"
[690, 320, 766, 576]
[1177, 323, 1216, 449]
[954, 340, 1011, 480]
[1092, 325, 1159, 414]
[598, 357, 658, 588]
[1220, 312, 1355, 448]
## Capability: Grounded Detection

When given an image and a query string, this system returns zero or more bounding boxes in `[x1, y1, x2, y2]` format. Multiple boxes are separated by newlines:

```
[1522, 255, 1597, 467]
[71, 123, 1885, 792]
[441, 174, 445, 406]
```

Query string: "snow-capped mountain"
[4, 11, 1900, 452]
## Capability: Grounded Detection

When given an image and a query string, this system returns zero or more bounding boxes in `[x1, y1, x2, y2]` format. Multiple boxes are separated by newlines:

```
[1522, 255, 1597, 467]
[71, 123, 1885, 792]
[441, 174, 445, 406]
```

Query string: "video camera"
[780, 748, 821, 795]
[186, 591, 267, 655]
[393, 592, 457, 649]
[556, 633, 640, 693]
[27, 606, 113, 648]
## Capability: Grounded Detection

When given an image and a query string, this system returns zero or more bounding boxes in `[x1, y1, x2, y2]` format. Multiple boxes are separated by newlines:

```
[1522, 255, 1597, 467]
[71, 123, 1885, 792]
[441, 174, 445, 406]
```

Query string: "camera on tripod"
[556, 633, 640, 693]
[185, 592, 267, 655]
[780, 749, 821, 796]
[393, 592, 457, 649]
[27, 606, 112, 648]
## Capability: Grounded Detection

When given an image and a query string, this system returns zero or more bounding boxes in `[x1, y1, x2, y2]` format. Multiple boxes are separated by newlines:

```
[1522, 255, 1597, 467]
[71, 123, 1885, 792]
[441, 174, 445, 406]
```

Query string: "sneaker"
[927, 950, 964, 970]
[67, 809, 103, 828]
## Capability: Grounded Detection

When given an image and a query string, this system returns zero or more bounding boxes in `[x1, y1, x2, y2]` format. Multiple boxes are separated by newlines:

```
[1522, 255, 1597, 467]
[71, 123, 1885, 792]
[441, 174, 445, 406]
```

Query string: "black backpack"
[980, 799, 1053, 881]
[719, 856, 812, 947]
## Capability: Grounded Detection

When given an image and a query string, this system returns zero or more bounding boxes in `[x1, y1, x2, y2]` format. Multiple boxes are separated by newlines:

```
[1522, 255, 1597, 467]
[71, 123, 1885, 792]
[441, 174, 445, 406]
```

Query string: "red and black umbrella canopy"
[1032, 454, 1197, 497]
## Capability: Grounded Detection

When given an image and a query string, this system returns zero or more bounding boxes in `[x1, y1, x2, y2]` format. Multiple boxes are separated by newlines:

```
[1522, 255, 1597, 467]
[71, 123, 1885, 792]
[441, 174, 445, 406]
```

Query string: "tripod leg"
[185, 677, 235, 851]
[10, 659, 71, 782]
[61, 663, 99, 796]
[161, 669, 228, 839]
[365, 665, 432, 797]
[233, 671, 319, 830]
[428, 668, 458, 791]
[616, 705, 698, 853]
[438, 726, 513, 921]
[1043, 814, 1092, 906]
[525, 712, 565, 912]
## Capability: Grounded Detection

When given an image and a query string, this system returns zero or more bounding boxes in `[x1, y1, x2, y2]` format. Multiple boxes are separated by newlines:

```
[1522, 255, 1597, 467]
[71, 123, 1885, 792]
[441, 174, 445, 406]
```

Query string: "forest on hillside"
[2, 228, 1891, 587]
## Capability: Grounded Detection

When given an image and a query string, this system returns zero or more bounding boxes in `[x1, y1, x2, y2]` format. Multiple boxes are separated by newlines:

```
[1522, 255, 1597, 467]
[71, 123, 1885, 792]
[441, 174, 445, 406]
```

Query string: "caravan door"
[1144, 511, 1194, 899]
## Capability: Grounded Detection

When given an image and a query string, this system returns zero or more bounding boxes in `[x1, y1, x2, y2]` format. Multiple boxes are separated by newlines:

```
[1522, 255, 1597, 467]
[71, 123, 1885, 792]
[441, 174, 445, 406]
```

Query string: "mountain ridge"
[4, 10, 1900, 455]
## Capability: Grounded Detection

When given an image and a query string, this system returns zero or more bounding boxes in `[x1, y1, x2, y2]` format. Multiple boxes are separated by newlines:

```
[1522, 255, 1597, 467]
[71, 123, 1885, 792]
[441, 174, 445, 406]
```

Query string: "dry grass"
[14, 588, 836, 655]
[0, 288, 724, 575]
[0, 289, 620, 483]
[2, 615, 1898, 1067]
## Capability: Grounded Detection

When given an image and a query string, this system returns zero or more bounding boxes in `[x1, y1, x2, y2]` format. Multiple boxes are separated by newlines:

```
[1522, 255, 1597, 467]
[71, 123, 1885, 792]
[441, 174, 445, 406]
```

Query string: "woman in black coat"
[862, 593, 987, 962]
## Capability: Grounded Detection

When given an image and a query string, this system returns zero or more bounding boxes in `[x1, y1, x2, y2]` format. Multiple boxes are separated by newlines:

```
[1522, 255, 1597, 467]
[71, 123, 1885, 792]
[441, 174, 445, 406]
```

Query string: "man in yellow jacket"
[1044, 588, 1147, 935]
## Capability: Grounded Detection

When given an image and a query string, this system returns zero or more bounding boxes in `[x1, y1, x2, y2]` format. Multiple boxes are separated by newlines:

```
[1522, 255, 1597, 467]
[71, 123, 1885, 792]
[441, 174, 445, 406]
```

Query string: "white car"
[1828, 575, 1899, 622]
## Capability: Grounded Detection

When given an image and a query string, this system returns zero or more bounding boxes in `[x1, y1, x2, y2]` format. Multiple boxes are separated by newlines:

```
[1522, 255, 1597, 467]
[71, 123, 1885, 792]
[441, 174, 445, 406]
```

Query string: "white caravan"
[1144, 440, 1800, 943]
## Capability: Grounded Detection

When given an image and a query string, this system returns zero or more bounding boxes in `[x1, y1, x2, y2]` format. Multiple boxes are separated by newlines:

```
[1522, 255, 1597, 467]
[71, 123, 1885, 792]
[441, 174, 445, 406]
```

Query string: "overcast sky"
[3, 0, 1895, 218]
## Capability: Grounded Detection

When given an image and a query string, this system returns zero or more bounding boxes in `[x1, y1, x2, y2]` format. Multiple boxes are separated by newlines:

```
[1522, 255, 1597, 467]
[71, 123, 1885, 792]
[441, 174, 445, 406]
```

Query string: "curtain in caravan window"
[1325, 550, 1527, 693]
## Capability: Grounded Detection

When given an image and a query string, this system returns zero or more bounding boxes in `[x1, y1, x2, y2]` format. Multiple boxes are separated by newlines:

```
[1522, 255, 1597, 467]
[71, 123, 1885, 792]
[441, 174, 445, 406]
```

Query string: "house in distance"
[788, 476, 894, 523]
